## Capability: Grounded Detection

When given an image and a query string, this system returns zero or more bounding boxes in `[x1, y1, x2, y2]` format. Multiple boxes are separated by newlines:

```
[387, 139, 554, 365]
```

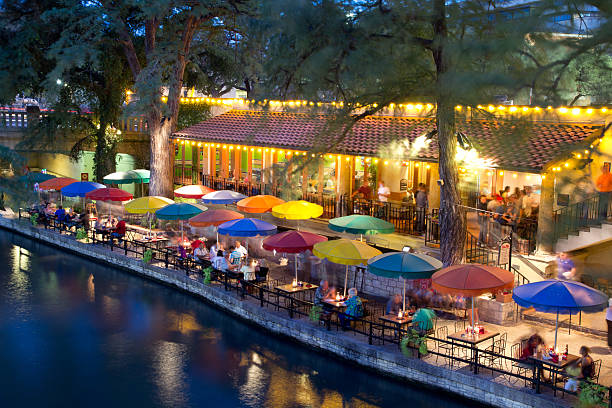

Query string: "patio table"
[529, 353, 580, 394]
[447, 329, 499, 371]
[133, 237, 169, 251]
[276, 283, 318, 302]
[379, 314, 413, 340]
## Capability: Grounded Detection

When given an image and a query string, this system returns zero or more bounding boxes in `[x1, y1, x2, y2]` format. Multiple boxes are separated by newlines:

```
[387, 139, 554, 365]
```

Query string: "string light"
[499, 171, 504, 176]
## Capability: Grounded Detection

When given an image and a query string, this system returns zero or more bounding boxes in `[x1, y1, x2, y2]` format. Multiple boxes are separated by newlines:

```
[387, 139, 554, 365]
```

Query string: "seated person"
[79, 211, 91, 230]
[565, 346, 595, 392]
[193, 244, 209, 261]
[314, 280, 334, 308]
[54, 205, 66, 222]
[518, 334, 550, 381]
[210, 241, 223, 257]
[240, 258, 257, 282]
[211, 250, 228, 271]
[94, 217, 106, 230]
[339, 288, 363, 330]
[386, 294, 403, 315]
[191, 237, 204, 251]
[110, 217, 126, 241]
[228, 246, 242, 267]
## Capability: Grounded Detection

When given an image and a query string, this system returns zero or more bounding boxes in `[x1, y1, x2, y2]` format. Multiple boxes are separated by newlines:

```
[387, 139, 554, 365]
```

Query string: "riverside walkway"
[3, 211, 611, 408]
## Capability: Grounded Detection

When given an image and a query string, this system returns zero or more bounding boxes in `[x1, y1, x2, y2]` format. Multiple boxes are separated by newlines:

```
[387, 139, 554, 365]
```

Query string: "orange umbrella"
[237, 195, 285, 213]
[39, 177, 78, 191]
[432, 264, 514, 325]
[188, 209, 244, 227]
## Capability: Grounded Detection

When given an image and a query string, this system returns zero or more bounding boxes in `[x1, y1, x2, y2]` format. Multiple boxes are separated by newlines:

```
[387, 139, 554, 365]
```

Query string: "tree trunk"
[93, 125, 116, 183]
[147, 112, 174, 198]
[433, 0, 465, 266]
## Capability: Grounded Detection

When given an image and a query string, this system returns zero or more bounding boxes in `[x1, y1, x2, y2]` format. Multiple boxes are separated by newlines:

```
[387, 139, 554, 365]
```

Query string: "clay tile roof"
[174, 110, 603, 172]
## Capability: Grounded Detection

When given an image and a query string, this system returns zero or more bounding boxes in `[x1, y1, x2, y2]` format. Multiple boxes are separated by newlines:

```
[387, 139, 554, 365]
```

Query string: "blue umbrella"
[512, 279, 608, 348]
[218, 218, 277, 237]
[200, 190, 246, 205]
[61, 182, 105, 198]
[368, 252, 442, 312]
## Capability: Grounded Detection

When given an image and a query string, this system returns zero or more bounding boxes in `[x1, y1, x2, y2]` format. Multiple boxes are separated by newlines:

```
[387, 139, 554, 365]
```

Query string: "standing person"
[235, 240, 248, 259]
[351, 179, 372, 200]
[556, 252, 576, 280]
[386, 294, 403, 315]
[377, 180, 390, 202]
[606, 298, 612, 350]
[477, 194, 489, 246]
[415, 183, 428, 233]
[596, 164, 612, 219]
[501, 186, 511, 200]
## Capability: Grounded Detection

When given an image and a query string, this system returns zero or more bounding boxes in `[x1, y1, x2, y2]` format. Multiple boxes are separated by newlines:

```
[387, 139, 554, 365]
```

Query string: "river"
[0, 230, 477, 407]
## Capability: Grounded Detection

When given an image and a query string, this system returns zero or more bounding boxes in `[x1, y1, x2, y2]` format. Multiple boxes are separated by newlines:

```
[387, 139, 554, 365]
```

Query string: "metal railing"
[553, 193, 612, 243]
[16, 208, 612, 406]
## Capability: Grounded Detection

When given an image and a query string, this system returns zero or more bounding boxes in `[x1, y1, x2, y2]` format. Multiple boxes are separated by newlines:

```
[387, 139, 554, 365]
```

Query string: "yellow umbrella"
[313, 239, 382, 297]
[271, 200, 323, 229]
[124, 196, 174, 213]
[124, 196, 174, 235]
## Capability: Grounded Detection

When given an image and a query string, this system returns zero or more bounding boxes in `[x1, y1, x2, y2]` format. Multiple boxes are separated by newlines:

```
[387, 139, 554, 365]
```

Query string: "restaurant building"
[172, 99, 611, 254]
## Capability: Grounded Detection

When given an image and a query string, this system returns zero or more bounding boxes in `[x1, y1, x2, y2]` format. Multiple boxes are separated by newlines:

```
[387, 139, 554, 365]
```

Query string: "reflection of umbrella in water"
[313, 239, 381, 297]
[512, 279, 608, 349]
[367, 252, 442, 313]
[432, 264, 515, 326]
[263, 230, 328, 281]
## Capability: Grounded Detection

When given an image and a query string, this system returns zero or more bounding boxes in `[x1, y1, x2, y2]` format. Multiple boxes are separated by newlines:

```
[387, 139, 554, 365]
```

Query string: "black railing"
[201, 174, 279, 197]
[553, 193, 612, 243]
[343, 197, 427, 235]
[16, 208, 612, 405]
[425, 209, 440, 246]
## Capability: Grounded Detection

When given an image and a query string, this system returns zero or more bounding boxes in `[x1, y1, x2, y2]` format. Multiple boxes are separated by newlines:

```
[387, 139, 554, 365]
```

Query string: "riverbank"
[0, 215, 582, 408]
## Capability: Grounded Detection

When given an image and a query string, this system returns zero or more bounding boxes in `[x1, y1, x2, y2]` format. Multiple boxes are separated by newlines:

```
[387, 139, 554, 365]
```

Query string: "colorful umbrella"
[39, 177, 78, 191]
[271, 200, 324, 220]
[217, 218, 277, 237]
[174, 184, 215, 199]
[237, 195, 285, 213]
[432, 264, 515, 326]
[329, 215, 395, 237]
[61, 182, 105, 198]
[263, 230, 328, 281]
[512, 279, 608, 349]
[155, 203, 207, 242]
[188, 209, 244, 227]
[124, 196, 174, 214]
[155, 203, 207, 220]
[367, 252, 442, 312]
[103, 169, 150, 184]
[20, 172, 55, 184]
[85, 187, 133, 202]
[313, 239, 382, 297]
[413, 308, 436, 331]
[200, 190, 246, 205]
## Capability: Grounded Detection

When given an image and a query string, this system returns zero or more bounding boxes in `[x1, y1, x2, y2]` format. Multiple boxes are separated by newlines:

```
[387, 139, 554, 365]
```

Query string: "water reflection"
[0, 231, 473, 408]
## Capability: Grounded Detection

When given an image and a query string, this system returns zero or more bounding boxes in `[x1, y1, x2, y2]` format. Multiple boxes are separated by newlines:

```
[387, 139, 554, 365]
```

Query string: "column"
[221, 146, 229, 178]
[193, 145, 200, 184]
[247, 148, 253, 181]
[233, 148, 241, 180]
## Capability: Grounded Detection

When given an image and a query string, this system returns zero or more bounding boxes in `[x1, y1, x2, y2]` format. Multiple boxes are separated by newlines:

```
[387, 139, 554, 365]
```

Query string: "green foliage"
[75, 227, 88, 241]
[578, 382, 607, 408]
[202, 267, 213, 285]
[309, 305, 323, 322]
[400, 329, 428, 357]
[176, 103, 212, 131]
[142, 249, 153, 264]
[30, 213, 39, 226]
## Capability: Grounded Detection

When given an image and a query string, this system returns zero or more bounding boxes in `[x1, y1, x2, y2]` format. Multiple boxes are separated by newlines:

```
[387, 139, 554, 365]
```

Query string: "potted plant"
[309, 305, 323, 322]
[202, 267, 213, 284]
[76, 227, 90, 243]
[30, 213, 38, 226]
[496, 290, 512, 303]
[142, 249, 153, 264]
[578, 382, 607, 408]
[400, 329, 428, 357]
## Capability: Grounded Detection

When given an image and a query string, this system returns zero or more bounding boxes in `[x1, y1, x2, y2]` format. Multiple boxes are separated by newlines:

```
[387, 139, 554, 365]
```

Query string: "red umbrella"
[262, 230, 327, 253]
[262, 230, 327, 282]
[174, 184, 215, 199]
[432, 264, 514, 325]
[85, 187, 133, 202]
[188, 209, 244, 227]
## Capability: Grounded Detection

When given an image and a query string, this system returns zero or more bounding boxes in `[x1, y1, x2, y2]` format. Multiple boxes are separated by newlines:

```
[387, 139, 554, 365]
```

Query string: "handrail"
[16, 208, 611, 403]
[553, 193, 611, 243]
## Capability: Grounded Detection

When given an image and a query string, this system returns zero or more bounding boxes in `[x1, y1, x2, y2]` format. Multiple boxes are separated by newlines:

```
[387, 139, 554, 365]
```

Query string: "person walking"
[477, 194, 489, 246]
[596, 165, 612, 220]
[606, 298, 612, 349]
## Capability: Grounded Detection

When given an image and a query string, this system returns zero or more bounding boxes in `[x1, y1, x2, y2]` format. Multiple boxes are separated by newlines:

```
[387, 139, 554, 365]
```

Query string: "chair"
[255, 267, 269, 283]
[510, 343, 533, 386]
[435, 326, 454, 367]
[481, 338, 507, 375]
[579, 274, 594, 287]
[454, 319, 466, 333]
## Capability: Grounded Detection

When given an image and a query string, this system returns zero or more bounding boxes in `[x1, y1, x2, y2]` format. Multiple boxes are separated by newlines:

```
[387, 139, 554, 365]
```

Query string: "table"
[275, 283, 318, 294]
[379, 314, 413, 327]
[529, 353, 580, 394]
[133, 237, 169, 251]
[94, 227, 115, 243]
[322, 298, 348, 308]
[447, 329, 500, 371]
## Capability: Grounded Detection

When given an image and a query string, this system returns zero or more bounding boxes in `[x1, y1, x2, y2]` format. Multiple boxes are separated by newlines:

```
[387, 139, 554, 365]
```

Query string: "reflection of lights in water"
[239, 352, 268, 406]
[9, 246, 31, 310]
[153, 341, 188, 407]
[87, 273, 95, 303]
[295, 372, 316, 407]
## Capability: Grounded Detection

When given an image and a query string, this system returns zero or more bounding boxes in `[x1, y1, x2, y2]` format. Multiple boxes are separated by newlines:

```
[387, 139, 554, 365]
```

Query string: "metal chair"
[509, 343, 533, 387]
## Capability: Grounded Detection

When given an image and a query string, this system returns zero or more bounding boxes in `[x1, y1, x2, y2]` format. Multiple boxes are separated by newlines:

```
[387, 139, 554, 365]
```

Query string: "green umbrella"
[413, 308, 436, 331]
[329, 215, 394, 240]
[103, 169, 150, 184]
[20, 172, 55, 185]
[155, 202, 207, 242]
[367, 252, 442, 313]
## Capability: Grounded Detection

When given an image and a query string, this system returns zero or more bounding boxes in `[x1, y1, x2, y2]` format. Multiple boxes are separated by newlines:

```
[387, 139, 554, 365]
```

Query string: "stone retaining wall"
[0, 217, 568, 408]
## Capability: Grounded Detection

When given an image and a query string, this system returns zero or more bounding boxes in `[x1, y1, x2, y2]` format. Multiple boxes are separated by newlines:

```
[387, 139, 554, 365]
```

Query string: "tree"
[257, 0, 590, 265]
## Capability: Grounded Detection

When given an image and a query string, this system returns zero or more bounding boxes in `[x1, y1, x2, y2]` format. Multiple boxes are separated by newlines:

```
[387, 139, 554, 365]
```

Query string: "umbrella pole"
[181, 220, 184, 243]
[148, 213, 152, 236]
[472, 296, 475, 326]
[344, 265, 349, 298]
[295, 253, 298, 282]
[554, 310, 559, 350]
[403, 277, 406, 313]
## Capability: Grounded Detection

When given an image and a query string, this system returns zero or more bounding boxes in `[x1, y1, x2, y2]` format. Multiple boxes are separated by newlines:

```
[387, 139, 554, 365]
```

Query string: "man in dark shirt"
[477, 195, 489, 246]
[415, 183, 428, 233]
[351, 180, 372, 200]
[54, 206, 66, 221]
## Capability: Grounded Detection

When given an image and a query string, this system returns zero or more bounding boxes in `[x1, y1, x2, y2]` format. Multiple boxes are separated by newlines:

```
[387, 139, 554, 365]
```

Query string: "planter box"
[496, 292, 512, 303]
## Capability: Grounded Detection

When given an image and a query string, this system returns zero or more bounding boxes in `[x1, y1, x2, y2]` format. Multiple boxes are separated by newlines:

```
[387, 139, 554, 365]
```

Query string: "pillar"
[536, 172, 555, 254]
[233, 148, 241, 180]
[221, 147, 229, 178]
[247, 148, 253, 181]
[337, 156, 351, 196]
[193, 145, 200, 184]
